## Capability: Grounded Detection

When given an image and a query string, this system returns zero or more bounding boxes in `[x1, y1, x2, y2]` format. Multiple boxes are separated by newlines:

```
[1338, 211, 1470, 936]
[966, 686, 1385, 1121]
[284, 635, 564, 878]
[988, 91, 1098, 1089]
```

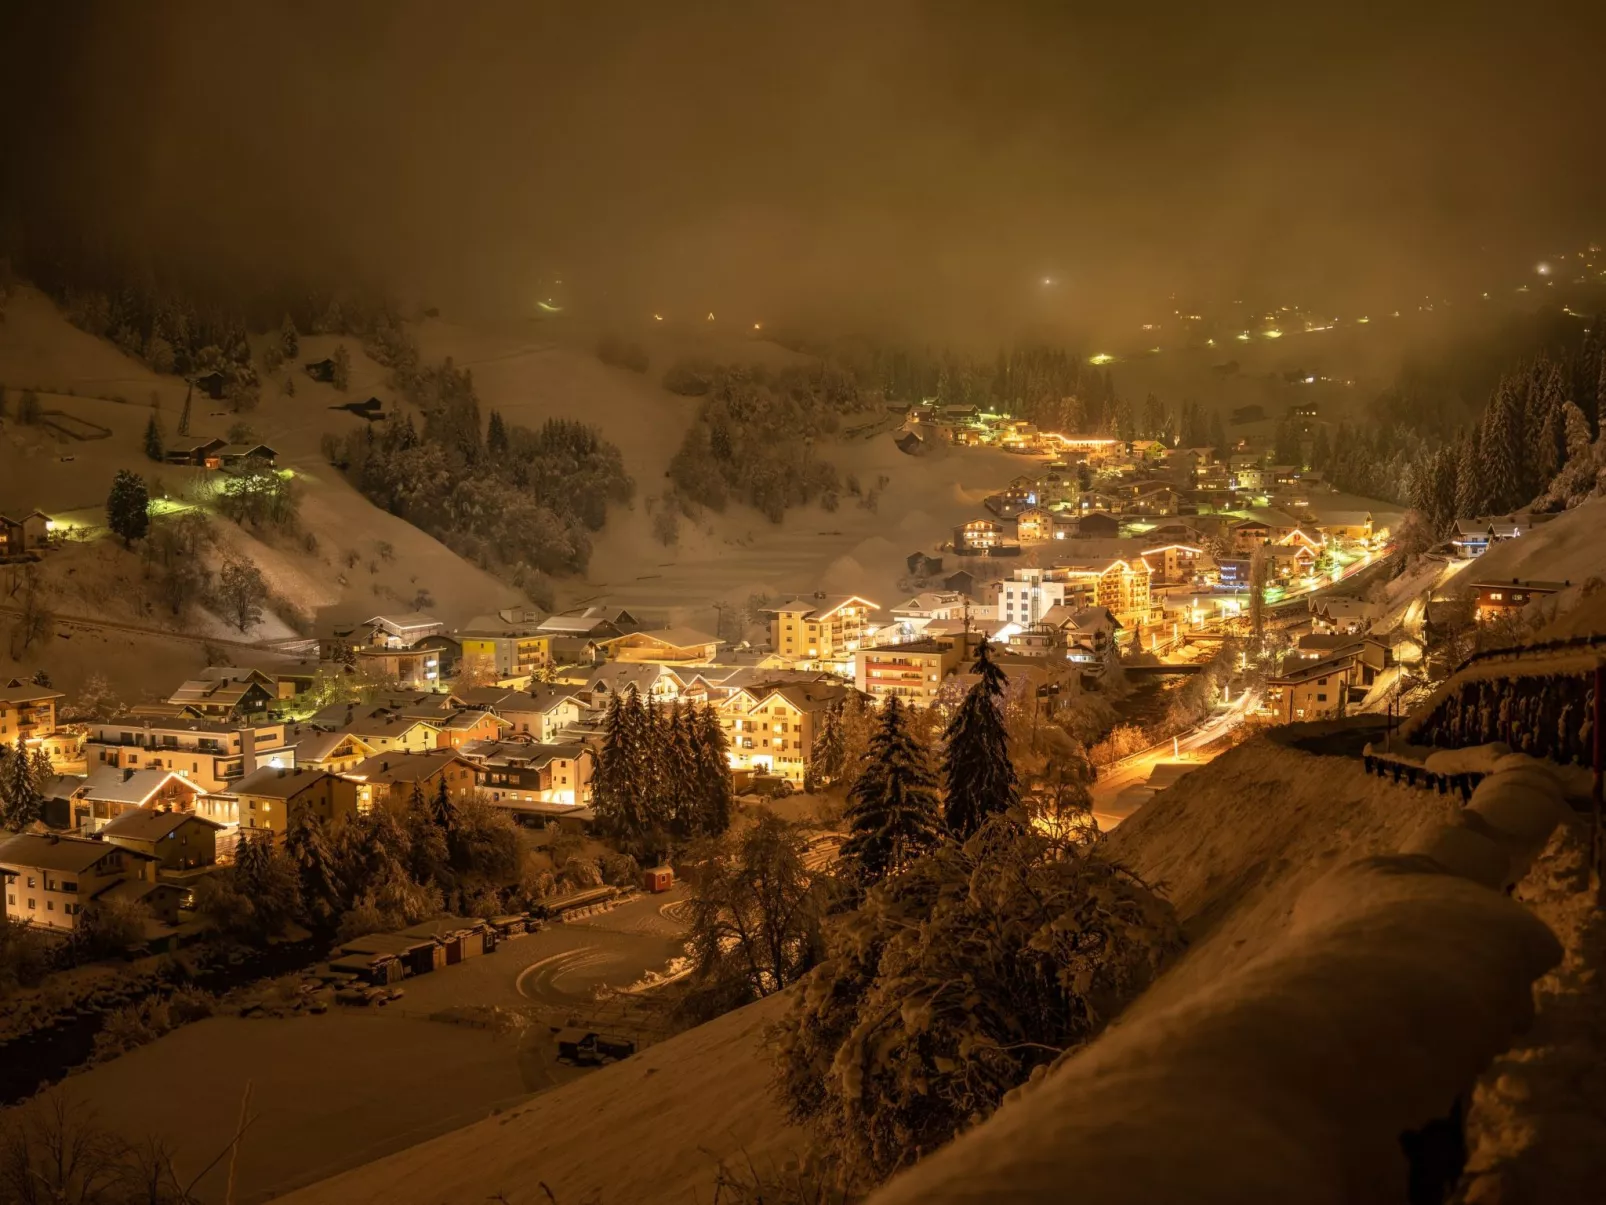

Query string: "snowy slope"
[275, 990, 800, 1205]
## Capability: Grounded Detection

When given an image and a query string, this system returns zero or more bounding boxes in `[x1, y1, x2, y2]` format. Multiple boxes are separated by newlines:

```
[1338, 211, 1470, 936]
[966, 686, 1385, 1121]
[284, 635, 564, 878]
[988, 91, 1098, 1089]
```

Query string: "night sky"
[4, 2, 1603, 335]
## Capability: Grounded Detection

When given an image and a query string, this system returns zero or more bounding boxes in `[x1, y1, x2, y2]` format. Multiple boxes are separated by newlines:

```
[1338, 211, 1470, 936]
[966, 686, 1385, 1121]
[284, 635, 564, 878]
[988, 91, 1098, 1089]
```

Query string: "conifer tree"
[594, 690, 634, 837]
[1454, 427, 1484, 518]
[841, 697, 940, 886]
[280, 314, 299, 360]
[143, 411, 165, 462]
[486, 409, 509, 457]
[431, 775, 459, 837]
[106, 470, 150, 547]
[1481, 382, 1524, 512]
[286, 811, 340, 928]
[664, 704, 698, 836]
[0, 737, 44, 831]
[806, 702, 846, 792]
[941, 639, 1019, 838]
[177, 382, 192, 437]
[696, 703, 733, 836]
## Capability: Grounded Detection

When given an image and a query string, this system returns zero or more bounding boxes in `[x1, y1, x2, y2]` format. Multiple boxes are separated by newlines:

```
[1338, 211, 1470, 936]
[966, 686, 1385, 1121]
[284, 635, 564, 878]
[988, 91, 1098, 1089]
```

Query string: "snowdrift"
[867, 736, 1567, 1205]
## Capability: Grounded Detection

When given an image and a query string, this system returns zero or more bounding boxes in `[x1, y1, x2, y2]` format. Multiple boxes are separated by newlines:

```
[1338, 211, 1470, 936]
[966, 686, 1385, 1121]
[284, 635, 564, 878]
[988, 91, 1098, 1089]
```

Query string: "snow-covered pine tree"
[1540, 401, 1601, 510]
[0, 736, 44, 831]
[143, 411, 164, 462]
[841, 696, 941, 886]
[1454, 426, 1485, 519]
[941, 638, 1019, 839]
[431, 775, 459, 838]
[486, 410, 509, 457]
[286, 810, 341, 928]
[806, 701, 845, 793]
[1480, 380, 1524, 512]
[695, 703, 734, 836]
[594, 690, 634, 837]
[664, 703, 697, 836]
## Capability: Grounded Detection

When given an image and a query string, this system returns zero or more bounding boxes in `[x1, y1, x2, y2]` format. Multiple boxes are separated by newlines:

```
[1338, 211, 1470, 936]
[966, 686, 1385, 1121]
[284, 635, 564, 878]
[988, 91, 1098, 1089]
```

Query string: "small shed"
[643, 866, 674, 894]
[489, 914, 527, 938]
[329, 952, 403, 986]
[339, 932, 443, 977]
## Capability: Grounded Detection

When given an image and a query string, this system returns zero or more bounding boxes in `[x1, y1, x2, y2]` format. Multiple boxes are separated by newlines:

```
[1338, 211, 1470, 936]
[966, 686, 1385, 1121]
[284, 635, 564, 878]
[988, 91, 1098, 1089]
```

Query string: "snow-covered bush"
[773, 818, 1182, 1190]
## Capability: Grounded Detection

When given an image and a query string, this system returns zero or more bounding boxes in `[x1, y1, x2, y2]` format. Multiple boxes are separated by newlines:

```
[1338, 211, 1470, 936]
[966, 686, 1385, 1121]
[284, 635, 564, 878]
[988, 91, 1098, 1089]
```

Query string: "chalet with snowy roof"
[1074, 511, 1121, 540]
[0, 508, 52, 558]
[100, 809, 223, 877]
[1037, 604, 1121, 659]
[164, 437, 227, 468]
[219, 443, 277, 468]
[459, 740, 593, 810]
[436, 707, 512, 748]
[0, 681, 62, 749]
[284, 726, 379, 774]
[1310, 597, 1378, 636]
[890, 591, 972, 642]
[1310, 510, 1383, 543]
[954, 518, 1004, 554]
[365, 614, 447, 648]
[1472, 578, 1570, 624]
[346, 750, 478, 812]
[1265, 647, 1365, 724]
[584, 661, 682, 705]
[494, 687, 586, 742]
[1229, 509, 1305, 555]
[1451, 516, 1525, 560]
[601, 626, 722, 666]
[166, 674, 275, 719]
[1, 833, 161, 933]
[308, 704, 442, 753]
[225, 765, 361, 837]
[74, 767, 204, 833]
[1263, 543, 1317, 582]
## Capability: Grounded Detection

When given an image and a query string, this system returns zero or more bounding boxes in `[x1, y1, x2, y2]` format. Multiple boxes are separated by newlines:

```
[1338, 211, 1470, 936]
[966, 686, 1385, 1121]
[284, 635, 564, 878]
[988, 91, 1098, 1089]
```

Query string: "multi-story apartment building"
[719, 681, 855, 785]
[0, 832, 161, 933]
[766, 595, 879, 671]
[85, 718, 295, 793]
[0, 681, 65, 761]
[457, 608, 552, 679]
[1056, 558, 1153, 627]
[995, 569, 1067, 628]
[854, 639, 966, 706]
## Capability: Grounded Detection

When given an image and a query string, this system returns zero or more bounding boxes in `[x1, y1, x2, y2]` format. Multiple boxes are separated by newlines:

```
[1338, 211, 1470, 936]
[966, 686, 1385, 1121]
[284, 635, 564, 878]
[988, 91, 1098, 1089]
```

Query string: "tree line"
[666, 361, 867, 522]
[200, 780, 523, 944]
[591, 689, 735, 860]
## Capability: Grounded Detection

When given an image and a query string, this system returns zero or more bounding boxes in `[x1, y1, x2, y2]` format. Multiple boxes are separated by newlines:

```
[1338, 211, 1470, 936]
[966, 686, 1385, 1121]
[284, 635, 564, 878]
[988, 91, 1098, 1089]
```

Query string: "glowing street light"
[1536, 262, 1552, 276]
[1088, 353, 1116, 366]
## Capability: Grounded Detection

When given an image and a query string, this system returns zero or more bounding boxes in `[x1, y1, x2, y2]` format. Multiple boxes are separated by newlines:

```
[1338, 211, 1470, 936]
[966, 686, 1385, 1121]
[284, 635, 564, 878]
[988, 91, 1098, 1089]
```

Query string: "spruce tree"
[1480, 381, 1523, 512]
[841, 697, 940, 886]
[280, 314, 299, 360]
[1454, 427, 1484, 519]
[696, 703, 733, 836]
[941, 639, 1019, 838]
[286, 811, 341, 928]
[806, 702, 846, 792]
[0, 737, 44, 831]
[177, 382, 192, 437]
[431, 775, 459, 837]
[486, 410, 509, 457]
[594, 690, 633, 837]
[663, 704, 698, 837]
[143, 411, 165, 462]
[106, 470, 150, 547]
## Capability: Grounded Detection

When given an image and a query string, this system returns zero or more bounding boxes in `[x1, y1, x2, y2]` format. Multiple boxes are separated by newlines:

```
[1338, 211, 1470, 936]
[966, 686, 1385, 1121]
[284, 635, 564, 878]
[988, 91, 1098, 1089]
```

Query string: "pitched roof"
[0, 832, 157, 874]
[101, 809, 223, 841]
[612, 626, 722, 650]
[231, 765, 339, 799]
[348, 751, 472, 784]
[285, 726, 378, 764]
[79, 767, 199, 806]
[0, 685, 63, 705]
